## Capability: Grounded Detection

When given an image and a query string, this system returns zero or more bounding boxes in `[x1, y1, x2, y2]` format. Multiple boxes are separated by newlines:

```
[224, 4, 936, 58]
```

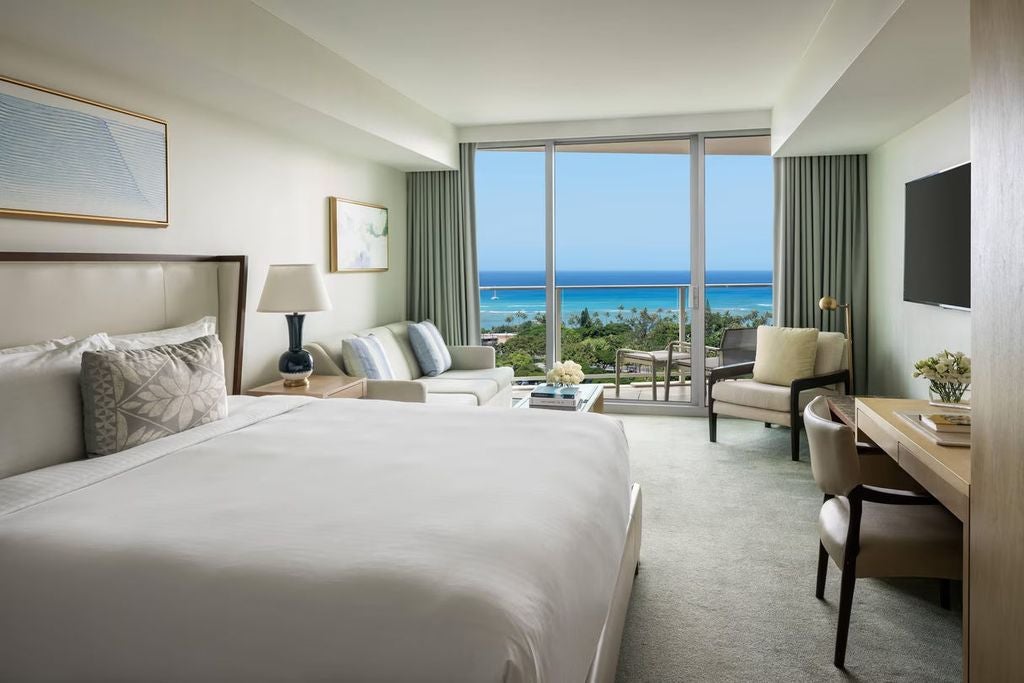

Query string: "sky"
[475, 147, 773, 272]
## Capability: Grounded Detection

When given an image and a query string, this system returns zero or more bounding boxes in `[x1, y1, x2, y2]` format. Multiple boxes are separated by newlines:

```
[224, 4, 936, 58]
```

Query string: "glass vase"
[928, 381, 971, 409]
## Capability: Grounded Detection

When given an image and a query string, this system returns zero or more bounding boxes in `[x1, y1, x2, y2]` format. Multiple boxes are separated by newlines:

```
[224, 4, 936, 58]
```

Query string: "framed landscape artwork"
[329, 197, 389, 272]
[0, 76, 168, 226]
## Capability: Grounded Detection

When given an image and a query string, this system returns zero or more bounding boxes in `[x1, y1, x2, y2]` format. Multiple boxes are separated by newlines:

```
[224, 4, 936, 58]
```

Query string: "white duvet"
[0, 397, 632, 682]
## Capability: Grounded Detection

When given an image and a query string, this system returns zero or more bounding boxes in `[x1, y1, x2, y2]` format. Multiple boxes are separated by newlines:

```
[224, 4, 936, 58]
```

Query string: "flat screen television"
[903, 162, 971, 309]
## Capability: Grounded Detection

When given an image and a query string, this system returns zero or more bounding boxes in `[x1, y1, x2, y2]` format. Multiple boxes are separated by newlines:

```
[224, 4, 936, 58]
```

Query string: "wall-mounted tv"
[904, 162, 971, 310]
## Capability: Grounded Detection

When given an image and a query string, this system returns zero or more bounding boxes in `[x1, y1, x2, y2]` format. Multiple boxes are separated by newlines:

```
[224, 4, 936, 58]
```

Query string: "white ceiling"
[257, 0, 835, 127]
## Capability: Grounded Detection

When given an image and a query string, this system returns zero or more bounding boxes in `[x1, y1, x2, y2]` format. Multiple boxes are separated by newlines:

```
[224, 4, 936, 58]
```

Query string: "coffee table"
[513, 383, 605, 414]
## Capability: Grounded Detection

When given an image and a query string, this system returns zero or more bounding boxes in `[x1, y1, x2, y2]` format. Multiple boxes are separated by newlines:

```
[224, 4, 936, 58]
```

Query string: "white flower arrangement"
[912, 350, 971, 403]
[546, 360, 584, 387]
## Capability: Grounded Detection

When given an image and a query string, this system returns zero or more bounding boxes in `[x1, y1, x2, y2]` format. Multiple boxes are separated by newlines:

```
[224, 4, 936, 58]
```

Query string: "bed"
[0, 253, 642, 682]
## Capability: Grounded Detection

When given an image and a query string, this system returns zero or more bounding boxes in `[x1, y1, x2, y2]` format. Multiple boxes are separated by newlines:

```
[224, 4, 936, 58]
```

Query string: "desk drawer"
[856, 407, 898, 458]
[897, 443, 969, 522]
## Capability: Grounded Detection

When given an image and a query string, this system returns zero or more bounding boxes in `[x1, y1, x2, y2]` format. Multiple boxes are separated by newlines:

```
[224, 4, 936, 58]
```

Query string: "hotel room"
[0, 0, 1019, 681]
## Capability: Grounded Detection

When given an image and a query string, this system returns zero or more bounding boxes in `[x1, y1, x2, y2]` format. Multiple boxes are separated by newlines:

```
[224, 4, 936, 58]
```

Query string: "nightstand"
[246, 374, 366, 399]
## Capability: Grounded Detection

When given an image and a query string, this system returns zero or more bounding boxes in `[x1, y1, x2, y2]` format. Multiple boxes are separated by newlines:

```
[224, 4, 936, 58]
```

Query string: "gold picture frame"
[0, 75, 169, 227]
[329, 196, 389, 272]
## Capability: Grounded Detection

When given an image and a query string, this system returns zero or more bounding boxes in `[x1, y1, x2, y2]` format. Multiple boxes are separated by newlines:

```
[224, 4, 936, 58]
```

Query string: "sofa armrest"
[366, 379, 428, 403]
[448, 345, 496, 370]
[304, 342, 344, 376]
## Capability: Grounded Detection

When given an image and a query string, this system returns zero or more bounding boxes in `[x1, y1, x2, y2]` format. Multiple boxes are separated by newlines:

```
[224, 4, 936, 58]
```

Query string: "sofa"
[305, 321, 514, 407]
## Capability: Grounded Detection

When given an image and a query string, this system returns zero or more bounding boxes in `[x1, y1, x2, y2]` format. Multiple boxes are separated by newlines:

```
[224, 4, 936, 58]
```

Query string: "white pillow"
[0, 333, 114, 479]
[109, 316, 217, 350]
[0, 336, 75, 355]
[751, 326, 819, 387]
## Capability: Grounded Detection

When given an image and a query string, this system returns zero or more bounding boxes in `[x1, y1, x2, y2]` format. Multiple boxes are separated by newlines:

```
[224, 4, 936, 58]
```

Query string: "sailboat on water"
[490, 289, 499, 300]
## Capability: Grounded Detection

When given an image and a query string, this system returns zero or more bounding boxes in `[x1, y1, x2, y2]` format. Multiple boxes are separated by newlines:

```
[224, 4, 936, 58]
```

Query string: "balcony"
[480, 282, 773, 404]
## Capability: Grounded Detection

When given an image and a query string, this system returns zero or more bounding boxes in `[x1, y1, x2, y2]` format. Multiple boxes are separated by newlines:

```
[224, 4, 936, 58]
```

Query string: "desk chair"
[804, 396, 962, 669]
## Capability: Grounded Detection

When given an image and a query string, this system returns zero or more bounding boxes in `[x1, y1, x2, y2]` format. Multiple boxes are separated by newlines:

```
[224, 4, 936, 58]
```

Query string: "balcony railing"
[480, 282, 772, 392]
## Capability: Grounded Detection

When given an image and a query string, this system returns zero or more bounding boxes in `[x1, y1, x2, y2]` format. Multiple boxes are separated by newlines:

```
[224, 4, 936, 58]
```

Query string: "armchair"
[708, 330, 850, 461]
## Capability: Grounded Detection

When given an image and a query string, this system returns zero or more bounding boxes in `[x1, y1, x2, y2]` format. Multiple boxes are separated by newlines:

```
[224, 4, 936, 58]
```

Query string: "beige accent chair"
[708, 331, 850, 460]
[305, 321, 513, 407]
[804, 397, 962, 669]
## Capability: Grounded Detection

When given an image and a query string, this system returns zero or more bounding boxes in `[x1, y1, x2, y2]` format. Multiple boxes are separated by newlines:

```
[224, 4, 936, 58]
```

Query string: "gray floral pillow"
[80, 335, 228, 456]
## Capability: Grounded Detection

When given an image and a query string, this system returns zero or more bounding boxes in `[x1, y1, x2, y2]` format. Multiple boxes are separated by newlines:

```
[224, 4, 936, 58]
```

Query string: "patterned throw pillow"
[408, 320, 452, 376]
[341, 335, 395, 380]
[80, 335, 228, 456]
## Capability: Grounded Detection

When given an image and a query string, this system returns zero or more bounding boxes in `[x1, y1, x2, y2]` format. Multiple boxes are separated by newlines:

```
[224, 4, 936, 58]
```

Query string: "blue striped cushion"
[342, 335, 395, 380]
[408, 320, 452, 377]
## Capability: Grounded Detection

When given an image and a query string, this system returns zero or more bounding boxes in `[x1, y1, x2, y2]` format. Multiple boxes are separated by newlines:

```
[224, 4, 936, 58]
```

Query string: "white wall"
[867, 95, 971, 396]
[0, 40, 407, 389]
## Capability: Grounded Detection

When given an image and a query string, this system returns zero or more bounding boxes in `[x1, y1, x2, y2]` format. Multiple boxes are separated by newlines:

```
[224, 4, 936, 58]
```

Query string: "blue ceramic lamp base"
[279, 313, 314, 387]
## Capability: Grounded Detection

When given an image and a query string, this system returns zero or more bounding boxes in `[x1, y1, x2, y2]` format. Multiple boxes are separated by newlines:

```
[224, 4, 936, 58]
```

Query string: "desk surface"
[856, 397, 971, 489]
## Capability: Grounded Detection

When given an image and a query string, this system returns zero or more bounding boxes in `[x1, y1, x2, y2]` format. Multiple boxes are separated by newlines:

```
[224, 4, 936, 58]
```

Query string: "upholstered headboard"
[0, 252, 247, 393]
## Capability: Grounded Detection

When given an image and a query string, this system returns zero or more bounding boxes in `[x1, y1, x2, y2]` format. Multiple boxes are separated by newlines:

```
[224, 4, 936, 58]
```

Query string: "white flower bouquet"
[912, 350, 971, 404]
[546, 360, 584, 387]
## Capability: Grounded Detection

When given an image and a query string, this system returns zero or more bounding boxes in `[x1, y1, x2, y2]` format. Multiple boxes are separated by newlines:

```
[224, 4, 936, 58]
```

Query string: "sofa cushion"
[408, 320, 453, 377]
[415, 377, 499, 406]
[342, 336, 395, 380]
[358, 324, 421, 380]
[814, 331, 848, 376]
[432, 366, 514, 390]
[712, 378, 834, 413]
[752, 326, 819, 386]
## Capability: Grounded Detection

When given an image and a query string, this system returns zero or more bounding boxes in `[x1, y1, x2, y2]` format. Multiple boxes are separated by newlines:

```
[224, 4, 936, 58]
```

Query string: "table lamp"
[819, 295, 854, 391]
[258, 264, 332, 387]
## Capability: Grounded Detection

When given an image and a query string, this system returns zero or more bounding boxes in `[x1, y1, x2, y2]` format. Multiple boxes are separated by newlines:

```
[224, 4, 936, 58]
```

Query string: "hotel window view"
[477, 135, 772, 408]
[2, 1, 1022, 682]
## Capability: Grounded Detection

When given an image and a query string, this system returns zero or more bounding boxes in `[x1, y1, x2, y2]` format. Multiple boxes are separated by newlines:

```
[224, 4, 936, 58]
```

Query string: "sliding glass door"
[554, 139, 694, 403]
[475, 132, 772, 413]
[475, 146, 549, 380]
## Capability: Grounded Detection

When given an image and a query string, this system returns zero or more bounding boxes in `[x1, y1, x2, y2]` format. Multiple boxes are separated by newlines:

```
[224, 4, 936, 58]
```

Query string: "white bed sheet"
[0, 397, 631, 682]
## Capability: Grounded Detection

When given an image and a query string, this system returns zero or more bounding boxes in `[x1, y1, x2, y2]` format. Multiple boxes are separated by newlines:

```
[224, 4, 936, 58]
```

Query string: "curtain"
[406, 143, 480, 345]
[774, 154, 868, 390]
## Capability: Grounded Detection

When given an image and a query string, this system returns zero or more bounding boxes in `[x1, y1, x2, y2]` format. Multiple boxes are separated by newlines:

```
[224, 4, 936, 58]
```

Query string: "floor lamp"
[819, 296, 854, 393]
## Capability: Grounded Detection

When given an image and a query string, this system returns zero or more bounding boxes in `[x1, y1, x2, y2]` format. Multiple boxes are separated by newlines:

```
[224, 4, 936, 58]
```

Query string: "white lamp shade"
[257, 264, 333, 313]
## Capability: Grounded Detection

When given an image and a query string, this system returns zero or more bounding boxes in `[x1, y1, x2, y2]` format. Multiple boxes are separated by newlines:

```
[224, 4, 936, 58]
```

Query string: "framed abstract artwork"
[329, 196, 389, 272]
[0, 76, 168, 226]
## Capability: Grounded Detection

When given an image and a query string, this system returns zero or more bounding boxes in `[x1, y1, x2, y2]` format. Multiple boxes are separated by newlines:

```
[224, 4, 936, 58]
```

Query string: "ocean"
[480, 270, 773, 330]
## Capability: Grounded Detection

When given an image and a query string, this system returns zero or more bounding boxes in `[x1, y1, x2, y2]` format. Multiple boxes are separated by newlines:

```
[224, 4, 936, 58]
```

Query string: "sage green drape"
[774, 154, 868, 390]
[407, 143, 480, 345]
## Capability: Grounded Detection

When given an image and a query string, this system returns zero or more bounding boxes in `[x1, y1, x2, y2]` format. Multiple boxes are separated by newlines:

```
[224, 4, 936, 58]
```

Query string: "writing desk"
[854, 397, 970, 681]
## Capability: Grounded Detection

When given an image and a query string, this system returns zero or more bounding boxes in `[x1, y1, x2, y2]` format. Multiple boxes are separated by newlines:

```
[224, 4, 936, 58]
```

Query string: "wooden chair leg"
[709, 411, 717, 442]
[815, 542, 829, 599]
[790, 425, 801, 461]
[764, 422, 772, 428]
[834, 561, 857, 669]
[614, 355, 622, 398]
[651, 366, 657, 401]
[939, 579, 952, 610]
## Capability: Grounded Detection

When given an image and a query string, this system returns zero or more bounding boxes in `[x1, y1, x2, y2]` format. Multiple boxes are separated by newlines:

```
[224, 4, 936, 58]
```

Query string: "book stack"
[897, 411, 971, 448]
[920, 413, 971, 434]
[529, 384, 582, 411]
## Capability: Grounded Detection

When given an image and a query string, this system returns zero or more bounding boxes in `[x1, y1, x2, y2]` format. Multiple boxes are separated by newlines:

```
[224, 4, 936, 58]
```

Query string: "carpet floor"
[613, 415, 962, 683]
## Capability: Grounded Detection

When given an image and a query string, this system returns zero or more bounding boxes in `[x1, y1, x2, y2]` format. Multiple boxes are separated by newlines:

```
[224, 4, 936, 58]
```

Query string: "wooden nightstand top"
[246, 374, 366, 399]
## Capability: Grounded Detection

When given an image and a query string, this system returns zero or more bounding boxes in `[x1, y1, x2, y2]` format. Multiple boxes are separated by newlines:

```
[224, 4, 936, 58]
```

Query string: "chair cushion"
[711, 378, 832, 413]
[432, 366, 514, 390]
[819, 496, 962, 579]
[341, 335, 395, 380]
[752, 326, 819, 386]
[408, 320, 453, 377]
[813, 331, 848, 375]
[415, 377, 499, 406]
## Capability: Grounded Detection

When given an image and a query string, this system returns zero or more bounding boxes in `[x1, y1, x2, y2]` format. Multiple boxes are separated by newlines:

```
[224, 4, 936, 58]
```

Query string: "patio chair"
[666, 327, 758, 400]
[614, 342, 690, 401]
